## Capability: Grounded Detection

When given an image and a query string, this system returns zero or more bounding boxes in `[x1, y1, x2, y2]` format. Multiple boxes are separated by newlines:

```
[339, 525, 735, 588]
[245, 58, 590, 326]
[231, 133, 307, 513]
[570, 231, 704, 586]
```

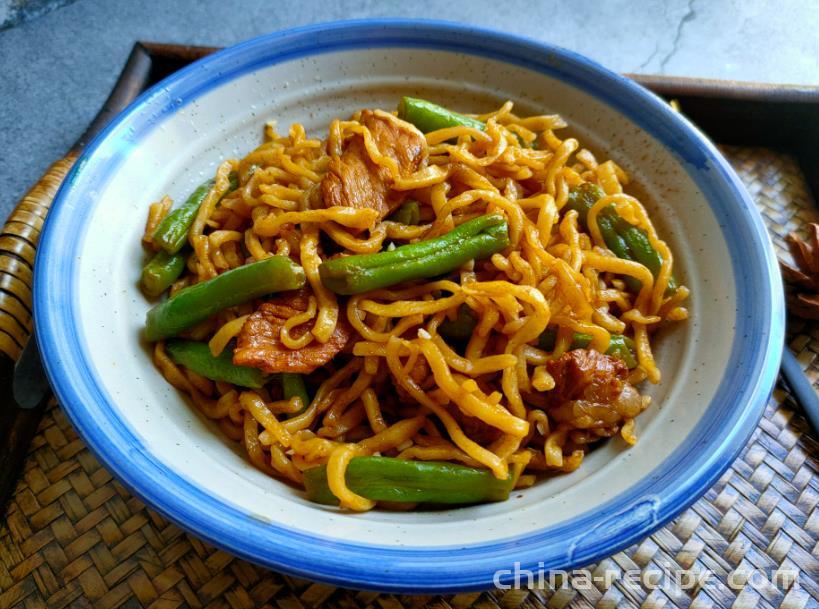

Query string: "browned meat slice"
[321, 110, 427, 223]
[254, 287, 311, 320]
[546, 349, 627, 404]
[234, 290, 353, 374]
[545, 349, 644, 429]
[457, 411, 502, 446]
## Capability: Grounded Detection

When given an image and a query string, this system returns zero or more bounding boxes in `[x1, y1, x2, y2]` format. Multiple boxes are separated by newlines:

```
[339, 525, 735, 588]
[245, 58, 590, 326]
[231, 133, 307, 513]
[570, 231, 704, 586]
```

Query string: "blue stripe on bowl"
[34, 19, 784, 592]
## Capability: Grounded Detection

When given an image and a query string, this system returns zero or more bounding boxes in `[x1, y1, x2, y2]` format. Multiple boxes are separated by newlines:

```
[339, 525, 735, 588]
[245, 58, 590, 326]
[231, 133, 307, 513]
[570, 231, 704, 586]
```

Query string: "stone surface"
[1, 0, 818, 219]
[0, 0, 76, 30]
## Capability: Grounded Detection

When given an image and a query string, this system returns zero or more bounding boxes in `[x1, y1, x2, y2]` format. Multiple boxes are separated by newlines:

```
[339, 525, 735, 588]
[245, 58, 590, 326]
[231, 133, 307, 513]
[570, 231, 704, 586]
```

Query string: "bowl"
[34, 20, 784, 592]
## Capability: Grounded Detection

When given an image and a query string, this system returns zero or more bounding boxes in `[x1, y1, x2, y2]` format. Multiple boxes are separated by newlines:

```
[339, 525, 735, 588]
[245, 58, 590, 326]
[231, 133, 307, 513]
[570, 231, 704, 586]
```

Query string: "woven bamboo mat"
[1, 146, 818, 609]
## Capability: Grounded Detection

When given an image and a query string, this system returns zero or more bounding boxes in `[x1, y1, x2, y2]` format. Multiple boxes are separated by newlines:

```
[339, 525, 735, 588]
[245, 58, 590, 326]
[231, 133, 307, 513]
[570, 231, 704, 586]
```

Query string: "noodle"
[143, 98, 688, 511]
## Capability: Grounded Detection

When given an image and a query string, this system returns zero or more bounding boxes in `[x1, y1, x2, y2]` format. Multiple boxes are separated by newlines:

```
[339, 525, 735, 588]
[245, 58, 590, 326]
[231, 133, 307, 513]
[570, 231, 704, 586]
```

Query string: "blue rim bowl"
[34, 19, 784, 592]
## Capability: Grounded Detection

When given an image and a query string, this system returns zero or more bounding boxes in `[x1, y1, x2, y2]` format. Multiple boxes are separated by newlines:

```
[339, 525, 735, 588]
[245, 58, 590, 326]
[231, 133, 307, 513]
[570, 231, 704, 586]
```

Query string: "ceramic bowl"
[34, 20, 784, 592]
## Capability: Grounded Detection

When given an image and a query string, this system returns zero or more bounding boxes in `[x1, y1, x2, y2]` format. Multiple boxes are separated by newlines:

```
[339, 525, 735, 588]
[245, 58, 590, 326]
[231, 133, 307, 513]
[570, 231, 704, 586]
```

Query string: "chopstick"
[780, 347, 819, 435]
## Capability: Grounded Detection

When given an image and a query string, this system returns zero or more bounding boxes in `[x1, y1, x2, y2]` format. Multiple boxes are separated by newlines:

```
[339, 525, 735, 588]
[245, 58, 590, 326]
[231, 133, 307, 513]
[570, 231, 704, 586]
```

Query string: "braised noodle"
[143, 99, 689, 511]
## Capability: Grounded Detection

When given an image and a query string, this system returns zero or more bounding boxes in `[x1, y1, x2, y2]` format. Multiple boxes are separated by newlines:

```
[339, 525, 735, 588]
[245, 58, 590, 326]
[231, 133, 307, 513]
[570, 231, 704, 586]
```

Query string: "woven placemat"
[1, 146, 817, 609]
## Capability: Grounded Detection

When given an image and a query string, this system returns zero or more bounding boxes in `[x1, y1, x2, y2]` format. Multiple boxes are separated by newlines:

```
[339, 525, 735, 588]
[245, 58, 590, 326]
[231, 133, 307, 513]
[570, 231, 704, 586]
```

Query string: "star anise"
[780, 223, 819, 319]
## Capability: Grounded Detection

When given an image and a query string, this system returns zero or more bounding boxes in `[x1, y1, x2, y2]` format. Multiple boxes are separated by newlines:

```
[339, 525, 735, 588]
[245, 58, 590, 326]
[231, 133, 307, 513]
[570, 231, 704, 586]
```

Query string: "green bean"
[611, 218, 678, 292]
[165, 340, 267, 388]
[565, 182, 603, 226]
[281, 373, 310, 415]
[604, 335, 638, 369]
[386, 200, 421, 225]
[536, 329, 638, 368]
[566, 183, 676, 293]
[535, 328, 558, 351]
[303, 456, 514, 505]
[438, 304, 478, 341]
[152, 179, 213, 254]
[152, 172, 239, 254]
[596, 214, 643, 293]
[319, 214, 509, 295]
[398, 97, 485, 133]
[568, 333, 638, 369]
[398, 97, 529, 147]
[145, 256, 306, 341]
[140, 250, 187, 298]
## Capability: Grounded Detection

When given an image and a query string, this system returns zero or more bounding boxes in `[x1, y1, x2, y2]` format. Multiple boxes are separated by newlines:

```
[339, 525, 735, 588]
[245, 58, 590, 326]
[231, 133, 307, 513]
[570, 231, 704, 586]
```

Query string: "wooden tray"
[1, 42, 817, 609]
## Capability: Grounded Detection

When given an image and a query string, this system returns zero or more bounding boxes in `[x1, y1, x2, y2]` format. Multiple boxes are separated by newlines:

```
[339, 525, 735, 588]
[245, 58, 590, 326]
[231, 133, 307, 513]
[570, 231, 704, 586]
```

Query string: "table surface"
[2, 0, 819, 220]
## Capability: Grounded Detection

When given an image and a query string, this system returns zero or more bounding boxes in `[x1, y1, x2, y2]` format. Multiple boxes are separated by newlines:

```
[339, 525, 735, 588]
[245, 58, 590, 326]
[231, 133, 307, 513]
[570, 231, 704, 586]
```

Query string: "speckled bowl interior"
[34, 22, 783, 592]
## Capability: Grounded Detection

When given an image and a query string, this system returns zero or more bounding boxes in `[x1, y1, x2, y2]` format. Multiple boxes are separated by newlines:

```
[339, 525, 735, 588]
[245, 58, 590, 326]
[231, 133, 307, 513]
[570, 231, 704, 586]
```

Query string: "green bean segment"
[152, 179, 213, 255]
[144, 256, 306, 341]
[166, 340, 267, 388]
[398, 96, 486, 133]
[537, 329, 638, 369]
[438, 304, 478, 341]
[152, 172, 239, 255]
[281, 373, 310, 416]
[303, 456, 514, 505]
[319, 214, 509, 295]
[603, 335, 638, 369]
[566, 183, 676, 293]
[140, 250, 187, 298]
[386, 200, 421, 225]
[398, 96, 531, 147]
